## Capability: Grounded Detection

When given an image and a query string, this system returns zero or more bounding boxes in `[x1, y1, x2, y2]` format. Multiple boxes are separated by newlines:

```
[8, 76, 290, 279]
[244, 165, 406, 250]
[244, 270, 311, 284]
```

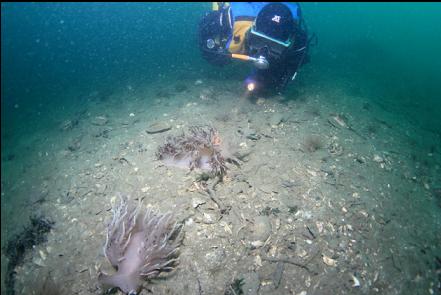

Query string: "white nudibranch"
[98, 195, 183, 294]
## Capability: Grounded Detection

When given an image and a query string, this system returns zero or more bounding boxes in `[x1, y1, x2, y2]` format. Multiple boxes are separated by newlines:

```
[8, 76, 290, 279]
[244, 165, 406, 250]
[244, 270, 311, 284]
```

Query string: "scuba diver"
[198, 2, 314, 95]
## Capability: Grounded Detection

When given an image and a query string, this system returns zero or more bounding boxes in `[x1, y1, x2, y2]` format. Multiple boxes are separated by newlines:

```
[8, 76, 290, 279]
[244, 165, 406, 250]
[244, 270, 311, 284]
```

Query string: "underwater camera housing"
[246, 3, 296, 62]
[198, 9, 232, 66]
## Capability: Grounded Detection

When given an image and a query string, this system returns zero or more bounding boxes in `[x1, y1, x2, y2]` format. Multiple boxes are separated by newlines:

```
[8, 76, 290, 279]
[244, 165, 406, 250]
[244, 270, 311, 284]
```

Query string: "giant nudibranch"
[98, 196, 182, 294]
[157, 126, 237, 177]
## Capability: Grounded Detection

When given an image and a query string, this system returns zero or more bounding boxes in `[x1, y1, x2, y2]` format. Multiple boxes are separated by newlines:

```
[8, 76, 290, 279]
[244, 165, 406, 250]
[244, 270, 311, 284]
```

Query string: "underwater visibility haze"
[1, 2, 441, 295]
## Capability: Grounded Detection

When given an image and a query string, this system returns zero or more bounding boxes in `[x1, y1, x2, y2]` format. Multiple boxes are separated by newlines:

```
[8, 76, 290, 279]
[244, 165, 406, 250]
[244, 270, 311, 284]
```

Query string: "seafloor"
[1, 69, 440, 295]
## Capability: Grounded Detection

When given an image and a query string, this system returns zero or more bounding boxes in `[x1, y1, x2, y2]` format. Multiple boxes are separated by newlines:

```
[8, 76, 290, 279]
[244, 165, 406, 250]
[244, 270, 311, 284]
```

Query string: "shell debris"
[322, 255, 337, 267]
[350, 273, 361, 287]
[39, 250, 47, 260]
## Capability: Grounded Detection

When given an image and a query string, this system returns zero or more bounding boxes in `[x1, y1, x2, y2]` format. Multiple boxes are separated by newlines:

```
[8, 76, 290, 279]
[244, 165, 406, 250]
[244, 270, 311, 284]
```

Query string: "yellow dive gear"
[212, 2, 229, 11]
[227, 20, 253, 54]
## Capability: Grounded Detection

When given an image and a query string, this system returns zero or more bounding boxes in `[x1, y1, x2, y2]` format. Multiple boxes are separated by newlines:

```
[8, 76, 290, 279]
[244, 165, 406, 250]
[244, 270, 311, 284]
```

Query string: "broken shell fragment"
[39, 250, 47, 260]
[350, 273, 361, 287]
[330, 114, 348, 128]
[322, 255, 337, 267]
[373, 154, 384, 163]
[316, 221, 324, 234]
[33, 257, 46, 267]
[250, 240, 265, 248]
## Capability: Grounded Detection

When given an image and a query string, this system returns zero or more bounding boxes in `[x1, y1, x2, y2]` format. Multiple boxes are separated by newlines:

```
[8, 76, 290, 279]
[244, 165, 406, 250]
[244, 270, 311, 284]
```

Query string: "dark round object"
[255, 3, 295, 42]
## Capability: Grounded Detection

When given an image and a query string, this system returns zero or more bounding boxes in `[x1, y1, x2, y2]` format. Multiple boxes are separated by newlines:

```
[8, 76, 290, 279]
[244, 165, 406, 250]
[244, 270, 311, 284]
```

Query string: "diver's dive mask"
[248, 27, 292, 60]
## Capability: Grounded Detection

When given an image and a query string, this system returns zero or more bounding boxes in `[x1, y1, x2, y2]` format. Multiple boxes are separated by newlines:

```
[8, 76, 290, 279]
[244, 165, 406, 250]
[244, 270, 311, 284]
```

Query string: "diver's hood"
[247, 3, 296, 60]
